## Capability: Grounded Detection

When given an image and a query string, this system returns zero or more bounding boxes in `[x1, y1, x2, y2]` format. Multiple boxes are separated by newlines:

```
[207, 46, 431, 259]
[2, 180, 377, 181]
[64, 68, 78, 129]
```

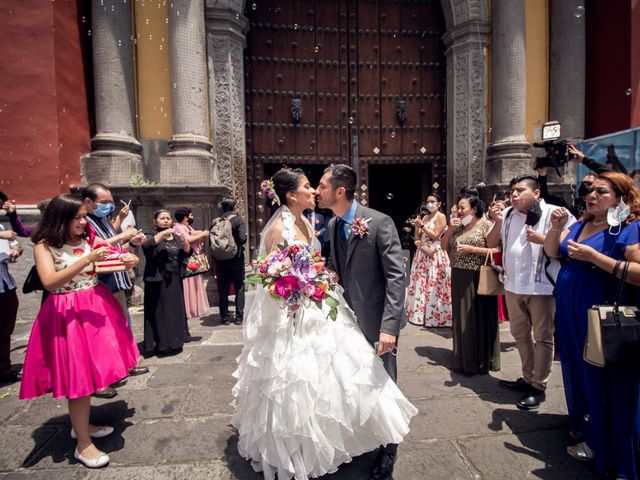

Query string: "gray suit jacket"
[328, 203, 407, 345]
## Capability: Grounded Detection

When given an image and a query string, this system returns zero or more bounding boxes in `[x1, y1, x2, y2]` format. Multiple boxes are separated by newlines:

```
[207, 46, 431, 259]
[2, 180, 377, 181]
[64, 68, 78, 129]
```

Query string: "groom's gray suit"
[328, 202, 407, 382]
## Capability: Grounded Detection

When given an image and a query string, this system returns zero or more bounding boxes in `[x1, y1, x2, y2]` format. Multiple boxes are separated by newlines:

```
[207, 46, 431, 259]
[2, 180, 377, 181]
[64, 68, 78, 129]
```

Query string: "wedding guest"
[214, 197, 247, 326]
[2, 197, 50, 237]
[486, 174, 574, 410]
[142, 209, 191, 355]
[442, 190, 499, 374]
[81, 184, 148, 398]
[19, 194, 139, 468]
[173, 207, 210, 320]
[544, 172, 640, 479]
[0, 200, 21, 384]
[405, 194, 452, 327]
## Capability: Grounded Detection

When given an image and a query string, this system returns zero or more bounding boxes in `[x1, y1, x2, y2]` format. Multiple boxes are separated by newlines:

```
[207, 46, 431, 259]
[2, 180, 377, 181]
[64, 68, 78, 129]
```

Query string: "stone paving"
[0, 287, 600, 480]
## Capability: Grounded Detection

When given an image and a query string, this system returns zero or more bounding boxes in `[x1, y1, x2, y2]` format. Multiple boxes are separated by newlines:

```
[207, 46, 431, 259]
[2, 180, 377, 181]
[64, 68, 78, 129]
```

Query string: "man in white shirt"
[487, 174, 575, 410]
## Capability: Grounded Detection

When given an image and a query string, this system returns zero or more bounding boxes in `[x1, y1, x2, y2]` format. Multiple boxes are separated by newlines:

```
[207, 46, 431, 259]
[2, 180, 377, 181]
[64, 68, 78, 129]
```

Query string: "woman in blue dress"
[544, 171, 640, 479]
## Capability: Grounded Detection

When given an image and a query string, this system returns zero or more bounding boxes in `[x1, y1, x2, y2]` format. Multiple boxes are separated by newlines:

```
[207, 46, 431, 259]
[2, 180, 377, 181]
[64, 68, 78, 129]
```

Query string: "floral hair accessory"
[351, 217, 372, 238]
[260, 179, 281, 207]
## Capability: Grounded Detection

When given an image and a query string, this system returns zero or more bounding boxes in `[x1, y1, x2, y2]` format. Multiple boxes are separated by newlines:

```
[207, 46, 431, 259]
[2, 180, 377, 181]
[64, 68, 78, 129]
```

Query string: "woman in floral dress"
[405, 194, 452, 327]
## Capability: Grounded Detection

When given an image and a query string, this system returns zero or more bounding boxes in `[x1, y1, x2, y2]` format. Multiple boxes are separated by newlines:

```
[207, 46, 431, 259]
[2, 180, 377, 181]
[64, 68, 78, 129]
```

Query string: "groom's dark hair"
[325, 164, 356, 200]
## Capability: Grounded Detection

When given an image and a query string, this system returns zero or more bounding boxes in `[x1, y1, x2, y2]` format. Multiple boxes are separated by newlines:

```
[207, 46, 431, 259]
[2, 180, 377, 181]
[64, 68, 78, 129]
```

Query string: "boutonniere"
[351, 217, 372, 238]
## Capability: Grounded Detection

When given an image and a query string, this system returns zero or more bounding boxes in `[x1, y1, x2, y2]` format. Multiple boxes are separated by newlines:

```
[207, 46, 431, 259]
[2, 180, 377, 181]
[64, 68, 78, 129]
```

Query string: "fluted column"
[486, 0, 531, 184]
[167, 0, 213, 156]
[206, 2, 249, 214]
[550, 0, 585, 140]
[442, 19, 490, 206]
[90, 0, 141, 156]
[83, 0, 142, 185]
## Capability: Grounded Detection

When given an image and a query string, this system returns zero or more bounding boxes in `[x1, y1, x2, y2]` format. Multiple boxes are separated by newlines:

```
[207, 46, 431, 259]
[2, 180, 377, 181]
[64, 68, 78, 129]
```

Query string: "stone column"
[167, 0, 213, 157]
[84, 0, 141, 185]
[206, 2, 249, 214]
[549, 0, 585, 140]
[486, 0, 531, 184]
[442, 20, 491, 206]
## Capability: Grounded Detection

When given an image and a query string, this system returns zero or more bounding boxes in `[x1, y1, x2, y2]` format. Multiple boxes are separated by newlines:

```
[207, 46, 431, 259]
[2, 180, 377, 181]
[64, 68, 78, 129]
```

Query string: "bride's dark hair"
[271, 168, 305, 206]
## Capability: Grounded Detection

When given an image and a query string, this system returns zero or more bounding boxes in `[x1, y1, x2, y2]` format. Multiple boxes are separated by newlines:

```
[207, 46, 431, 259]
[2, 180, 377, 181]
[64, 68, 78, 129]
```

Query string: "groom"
[316, 163, 407, 480]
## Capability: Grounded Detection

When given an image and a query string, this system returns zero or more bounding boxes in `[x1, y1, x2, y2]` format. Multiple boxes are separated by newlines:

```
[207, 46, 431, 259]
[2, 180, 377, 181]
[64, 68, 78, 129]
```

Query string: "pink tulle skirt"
[19, 284, 139, 400]
[182, 275, 210, 319]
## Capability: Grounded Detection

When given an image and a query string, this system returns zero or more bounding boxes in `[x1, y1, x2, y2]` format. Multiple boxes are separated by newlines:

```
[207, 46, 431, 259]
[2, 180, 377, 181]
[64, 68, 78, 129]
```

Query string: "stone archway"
[206, 0, 490, 212]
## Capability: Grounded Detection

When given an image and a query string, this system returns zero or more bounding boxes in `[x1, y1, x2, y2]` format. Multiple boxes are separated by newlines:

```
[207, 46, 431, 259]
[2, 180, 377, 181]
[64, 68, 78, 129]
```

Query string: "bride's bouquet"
[246, 242, 339, 321]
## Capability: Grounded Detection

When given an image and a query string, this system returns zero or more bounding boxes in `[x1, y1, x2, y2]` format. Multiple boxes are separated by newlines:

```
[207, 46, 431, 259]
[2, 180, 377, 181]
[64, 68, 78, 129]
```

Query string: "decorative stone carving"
[443, 18, 490, 204]
[207, 3, 249, 218]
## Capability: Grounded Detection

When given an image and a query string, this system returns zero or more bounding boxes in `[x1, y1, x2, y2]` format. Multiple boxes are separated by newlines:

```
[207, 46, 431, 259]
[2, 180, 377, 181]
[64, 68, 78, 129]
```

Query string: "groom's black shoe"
[370, 450, 396, 480]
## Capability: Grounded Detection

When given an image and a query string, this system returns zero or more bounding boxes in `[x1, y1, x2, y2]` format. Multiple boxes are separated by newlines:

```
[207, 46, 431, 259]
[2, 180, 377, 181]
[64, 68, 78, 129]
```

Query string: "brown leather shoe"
[92, 387, 117, 399]
[128, 366, 149, 376]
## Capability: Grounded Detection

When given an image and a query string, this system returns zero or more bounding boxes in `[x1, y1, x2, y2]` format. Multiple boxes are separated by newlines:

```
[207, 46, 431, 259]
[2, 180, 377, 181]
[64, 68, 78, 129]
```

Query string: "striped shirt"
[87, 215, 132, 293]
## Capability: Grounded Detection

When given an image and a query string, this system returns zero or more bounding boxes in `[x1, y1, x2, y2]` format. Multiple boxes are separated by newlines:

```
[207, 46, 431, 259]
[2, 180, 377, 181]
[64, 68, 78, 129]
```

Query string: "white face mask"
[426, 202, 437, 212]
[607, 199, 630, 234]
[460, 214, 474, 226]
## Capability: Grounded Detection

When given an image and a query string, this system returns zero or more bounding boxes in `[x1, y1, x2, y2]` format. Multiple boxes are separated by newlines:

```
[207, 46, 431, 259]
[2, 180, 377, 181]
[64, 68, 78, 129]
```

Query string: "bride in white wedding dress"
[232, 168, 417, 480]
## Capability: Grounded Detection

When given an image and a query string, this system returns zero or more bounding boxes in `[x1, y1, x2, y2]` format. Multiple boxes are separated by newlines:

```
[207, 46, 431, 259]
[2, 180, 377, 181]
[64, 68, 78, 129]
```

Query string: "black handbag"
[584, 260, 640, 368]
[22, 265, 44, 294]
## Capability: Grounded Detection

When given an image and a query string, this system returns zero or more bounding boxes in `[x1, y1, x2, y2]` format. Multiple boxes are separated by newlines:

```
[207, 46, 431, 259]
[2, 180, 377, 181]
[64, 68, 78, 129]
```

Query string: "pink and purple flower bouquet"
[246, 242, 339, 320]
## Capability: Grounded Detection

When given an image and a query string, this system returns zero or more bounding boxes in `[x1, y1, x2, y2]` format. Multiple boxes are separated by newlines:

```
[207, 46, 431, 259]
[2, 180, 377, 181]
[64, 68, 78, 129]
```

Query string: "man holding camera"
[486, 174, 574, 410]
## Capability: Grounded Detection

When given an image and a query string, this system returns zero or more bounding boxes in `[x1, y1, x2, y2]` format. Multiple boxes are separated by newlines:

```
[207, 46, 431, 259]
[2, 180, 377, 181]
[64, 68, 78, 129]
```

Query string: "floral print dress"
[405, 216, 452, 327]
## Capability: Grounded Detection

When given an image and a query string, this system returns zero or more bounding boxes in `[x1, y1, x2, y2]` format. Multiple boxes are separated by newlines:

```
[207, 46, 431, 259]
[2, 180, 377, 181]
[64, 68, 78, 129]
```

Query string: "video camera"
[532, 121, 575, 176]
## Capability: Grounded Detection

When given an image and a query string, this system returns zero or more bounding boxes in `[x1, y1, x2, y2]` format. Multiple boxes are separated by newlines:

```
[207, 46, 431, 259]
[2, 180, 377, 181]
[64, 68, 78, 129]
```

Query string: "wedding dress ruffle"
[232, 286, 417, 480]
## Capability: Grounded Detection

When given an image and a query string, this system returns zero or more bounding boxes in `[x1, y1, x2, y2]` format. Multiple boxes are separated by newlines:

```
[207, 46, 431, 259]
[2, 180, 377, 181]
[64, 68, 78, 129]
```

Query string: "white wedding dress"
[232, 206, 417, 480]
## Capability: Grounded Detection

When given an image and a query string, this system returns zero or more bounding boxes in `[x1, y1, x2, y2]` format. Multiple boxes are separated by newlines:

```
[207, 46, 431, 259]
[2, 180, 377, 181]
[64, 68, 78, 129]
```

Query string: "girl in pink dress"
[405, 194, 453, 327]
[173, 207, 211, 319]
[19, 195, 139, 469]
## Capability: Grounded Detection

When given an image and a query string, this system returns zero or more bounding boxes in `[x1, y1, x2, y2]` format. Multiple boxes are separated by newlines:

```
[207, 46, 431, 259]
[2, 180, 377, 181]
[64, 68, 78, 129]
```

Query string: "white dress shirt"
[500, 200, 575, 296]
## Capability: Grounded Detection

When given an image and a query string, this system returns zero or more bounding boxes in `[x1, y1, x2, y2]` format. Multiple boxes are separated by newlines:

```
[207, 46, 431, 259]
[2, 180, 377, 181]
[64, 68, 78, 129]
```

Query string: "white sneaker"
[74, 448, 110, 468]
[70, 426, 114, 439]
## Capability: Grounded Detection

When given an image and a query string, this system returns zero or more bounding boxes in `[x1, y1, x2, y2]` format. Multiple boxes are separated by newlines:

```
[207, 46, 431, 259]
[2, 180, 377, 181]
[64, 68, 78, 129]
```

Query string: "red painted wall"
[631, 0, 640, 127]
[585, 0, 632, 137]
[0, 0, 90, 204]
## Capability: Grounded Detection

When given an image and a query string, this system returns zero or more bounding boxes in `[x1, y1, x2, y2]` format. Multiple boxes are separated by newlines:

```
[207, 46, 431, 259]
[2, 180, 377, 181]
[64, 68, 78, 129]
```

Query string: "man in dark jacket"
[214, 197, 247, 325]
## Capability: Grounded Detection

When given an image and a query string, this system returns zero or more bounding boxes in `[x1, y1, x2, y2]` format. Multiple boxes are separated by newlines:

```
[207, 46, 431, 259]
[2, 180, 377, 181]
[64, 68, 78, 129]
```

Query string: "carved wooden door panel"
[245, 0, 446, 254]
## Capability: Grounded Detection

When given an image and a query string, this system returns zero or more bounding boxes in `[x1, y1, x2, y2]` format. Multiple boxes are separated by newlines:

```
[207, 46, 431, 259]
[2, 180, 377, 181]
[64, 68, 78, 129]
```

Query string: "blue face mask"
[94, 202, 114, 218]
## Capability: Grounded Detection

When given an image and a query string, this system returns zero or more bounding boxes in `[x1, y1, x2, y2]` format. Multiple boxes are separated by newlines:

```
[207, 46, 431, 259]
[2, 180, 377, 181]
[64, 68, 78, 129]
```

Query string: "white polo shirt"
[499, 200, 575, 296]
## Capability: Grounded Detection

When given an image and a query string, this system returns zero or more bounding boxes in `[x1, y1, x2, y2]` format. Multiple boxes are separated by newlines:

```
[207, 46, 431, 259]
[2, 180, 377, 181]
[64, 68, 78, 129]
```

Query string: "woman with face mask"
[442, 191, 500, 375]
[142, 209, 192, 356]
[173, 207, 211, 322]
[405, 194, 452, 327]
[544, 172, 640, 478]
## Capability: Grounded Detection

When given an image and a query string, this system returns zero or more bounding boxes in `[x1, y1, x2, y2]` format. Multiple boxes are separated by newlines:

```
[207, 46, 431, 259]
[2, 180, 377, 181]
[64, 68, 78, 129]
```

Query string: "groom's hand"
[377, 332, 397, 355]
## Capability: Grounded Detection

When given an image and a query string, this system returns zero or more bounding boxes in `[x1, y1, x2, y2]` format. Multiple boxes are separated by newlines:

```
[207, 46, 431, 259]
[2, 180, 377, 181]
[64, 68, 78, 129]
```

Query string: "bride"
[232, 168, 417, 480]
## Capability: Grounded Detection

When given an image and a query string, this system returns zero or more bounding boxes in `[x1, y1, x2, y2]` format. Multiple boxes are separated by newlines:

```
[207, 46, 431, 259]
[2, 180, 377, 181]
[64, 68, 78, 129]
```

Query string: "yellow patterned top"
[448, 219, 492, 271]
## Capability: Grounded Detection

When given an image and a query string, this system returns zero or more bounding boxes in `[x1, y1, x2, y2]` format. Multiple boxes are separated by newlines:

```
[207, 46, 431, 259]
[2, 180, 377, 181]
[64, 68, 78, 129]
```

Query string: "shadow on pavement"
[22, 400, 135, 468]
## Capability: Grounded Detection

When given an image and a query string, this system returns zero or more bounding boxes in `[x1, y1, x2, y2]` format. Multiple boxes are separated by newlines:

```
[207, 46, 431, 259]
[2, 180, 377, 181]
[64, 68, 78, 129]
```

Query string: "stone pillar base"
[81, 154, 143, 185]
[154, 155, 218, 185]
[90, 132, 142, 155]
[486, 139, 532, 184]
[168, 133, 214, 157]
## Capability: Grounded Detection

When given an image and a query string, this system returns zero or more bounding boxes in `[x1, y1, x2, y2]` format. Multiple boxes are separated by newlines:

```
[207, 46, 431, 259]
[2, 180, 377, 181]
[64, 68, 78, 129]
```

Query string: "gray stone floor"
[1, 294, 598, 479]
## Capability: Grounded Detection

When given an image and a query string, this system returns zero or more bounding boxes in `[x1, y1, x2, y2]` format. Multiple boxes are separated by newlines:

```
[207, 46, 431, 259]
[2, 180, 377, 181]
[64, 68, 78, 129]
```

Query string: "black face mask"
[577, 181, 592, 198]
[156, 226, 169, 232]
[187, 218, 194, 226]
[525, 200, 543, 226]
